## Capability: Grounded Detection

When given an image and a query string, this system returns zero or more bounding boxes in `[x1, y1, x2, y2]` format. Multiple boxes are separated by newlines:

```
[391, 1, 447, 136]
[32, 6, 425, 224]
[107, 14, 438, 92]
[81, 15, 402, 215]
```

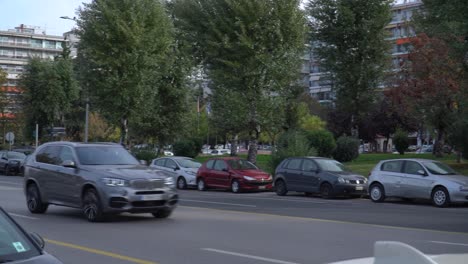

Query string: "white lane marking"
[0, 186, 22, 191]
[202, 248, 300, 264]
[9, 213, 39, 220]
[181, 199, 256, 207]
[428, 241, 468, 247]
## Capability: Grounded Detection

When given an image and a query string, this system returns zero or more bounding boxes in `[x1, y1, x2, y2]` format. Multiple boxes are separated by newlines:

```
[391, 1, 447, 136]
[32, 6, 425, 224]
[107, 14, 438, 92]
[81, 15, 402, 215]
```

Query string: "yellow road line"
[180, 206, 468, 237]
[45, 239, 158, 264]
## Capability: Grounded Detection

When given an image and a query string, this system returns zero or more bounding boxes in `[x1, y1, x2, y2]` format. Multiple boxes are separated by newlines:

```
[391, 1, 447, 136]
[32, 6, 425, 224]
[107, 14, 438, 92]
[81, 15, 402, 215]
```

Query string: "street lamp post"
[60, 15, 88, 143]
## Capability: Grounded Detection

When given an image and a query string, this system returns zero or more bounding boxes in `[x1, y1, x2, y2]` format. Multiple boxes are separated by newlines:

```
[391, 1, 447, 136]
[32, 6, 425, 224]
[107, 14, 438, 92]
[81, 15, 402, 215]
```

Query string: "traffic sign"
[5, 132, 14, 142]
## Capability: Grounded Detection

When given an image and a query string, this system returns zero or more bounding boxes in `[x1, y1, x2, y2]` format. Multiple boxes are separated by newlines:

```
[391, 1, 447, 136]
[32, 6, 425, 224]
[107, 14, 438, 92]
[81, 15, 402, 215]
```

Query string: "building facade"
[0, 24, 66, 116]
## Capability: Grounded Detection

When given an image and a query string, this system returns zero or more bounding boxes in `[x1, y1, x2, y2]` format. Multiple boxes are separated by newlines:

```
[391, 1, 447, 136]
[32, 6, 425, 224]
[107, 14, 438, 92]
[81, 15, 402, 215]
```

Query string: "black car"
[274, 157, 368, 198]
[0, 207, 62, 263]
[0, 151, 27, 176]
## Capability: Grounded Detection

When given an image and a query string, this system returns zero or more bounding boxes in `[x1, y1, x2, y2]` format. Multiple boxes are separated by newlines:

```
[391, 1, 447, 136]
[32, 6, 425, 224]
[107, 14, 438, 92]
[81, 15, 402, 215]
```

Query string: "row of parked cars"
[151, 154, 468, 208]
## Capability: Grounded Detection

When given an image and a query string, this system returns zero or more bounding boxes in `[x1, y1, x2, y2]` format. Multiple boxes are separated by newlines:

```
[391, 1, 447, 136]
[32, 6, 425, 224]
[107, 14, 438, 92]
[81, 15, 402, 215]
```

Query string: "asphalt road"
[1, 175, 468, 264]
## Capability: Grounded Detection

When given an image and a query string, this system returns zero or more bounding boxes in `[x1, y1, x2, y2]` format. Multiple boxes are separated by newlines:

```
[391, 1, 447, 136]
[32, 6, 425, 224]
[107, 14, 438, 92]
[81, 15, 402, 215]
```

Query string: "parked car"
[150, 157, 202, 189]
[368, 158, 468, 207]
[274, 157, 368, 198]
[0, 151, 27, 176]
[416, 145, 433, 154]
[0, 207, 62, 263]
[196, 157, 273, 193]
[209, 149, 230, 155]
[163, 150, 174, 156]
[23, 142, 178, 222]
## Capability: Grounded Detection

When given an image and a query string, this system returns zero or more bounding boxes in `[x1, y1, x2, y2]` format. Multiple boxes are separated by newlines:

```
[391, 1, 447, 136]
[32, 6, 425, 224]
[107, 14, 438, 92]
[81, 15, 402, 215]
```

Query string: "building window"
[0, 49, 14, 57]
[44, 40, 55, 49]
[31, 39, 42, 48]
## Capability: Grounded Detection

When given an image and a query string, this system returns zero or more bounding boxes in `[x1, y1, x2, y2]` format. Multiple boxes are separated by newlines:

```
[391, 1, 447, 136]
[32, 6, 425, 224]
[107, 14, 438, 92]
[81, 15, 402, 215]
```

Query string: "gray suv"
[23, 142, 178, 222]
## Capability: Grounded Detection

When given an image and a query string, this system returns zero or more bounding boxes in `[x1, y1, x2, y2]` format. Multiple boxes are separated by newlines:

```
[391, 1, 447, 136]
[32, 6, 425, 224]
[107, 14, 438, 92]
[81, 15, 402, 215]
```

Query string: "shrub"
[333, 136, 359, 162]
[269, 130, 316, 172]
[306, 130, 336, 157]
[173, 138, 202, 158]
[393, 129, 409, 155]
[134, 150, 158, 165]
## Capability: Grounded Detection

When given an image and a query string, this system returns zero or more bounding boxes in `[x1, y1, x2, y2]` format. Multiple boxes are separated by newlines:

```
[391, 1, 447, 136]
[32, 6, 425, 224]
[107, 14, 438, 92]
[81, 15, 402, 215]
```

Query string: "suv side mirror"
[30, 232, 45, 249]
[62, 160, 76, 168]
[417, 170, 426, 176]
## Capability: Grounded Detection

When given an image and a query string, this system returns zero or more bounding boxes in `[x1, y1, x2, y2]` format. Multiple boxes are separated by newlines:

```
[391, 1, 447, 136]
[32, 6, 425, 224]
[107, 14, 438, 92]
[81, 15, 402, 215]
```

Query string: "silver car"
[24, 142, 178, 222]
[368, 159, 468, 207]
[150, 157, 201, 189]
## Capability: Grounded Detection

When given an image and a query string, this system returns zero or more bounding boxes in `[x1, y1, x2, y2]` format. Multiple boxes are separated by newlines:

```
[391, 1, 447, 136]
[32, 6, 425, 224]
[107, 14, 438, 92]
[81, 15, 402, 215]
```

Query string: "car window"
[380, 160, 404, 173]
[76, 146, 139, 165]
[286, 159, 302, 170]
[206, 160, 215, 169]
[59, 147, 75, 163]
[165, 159, 178, 169]
[177, 158, 201, 168]
[213, 160, 228, 171]
[35, 146, 62, 165]
[154, 159, 166, 166]
[302, 159, 318, 171]
[0, 209, 40, 261]
[404, 161, 425, 175]
[7, 152, 26, 160]
[227, 159, 258, 170]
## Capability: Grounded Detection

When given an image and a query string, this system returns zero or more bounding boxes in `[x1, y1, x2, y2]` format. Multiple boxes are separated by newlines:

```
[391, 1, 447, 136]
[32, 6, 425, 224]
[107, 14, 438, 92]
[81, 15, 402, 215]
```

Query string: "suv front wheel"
[82, 188, 106, 222]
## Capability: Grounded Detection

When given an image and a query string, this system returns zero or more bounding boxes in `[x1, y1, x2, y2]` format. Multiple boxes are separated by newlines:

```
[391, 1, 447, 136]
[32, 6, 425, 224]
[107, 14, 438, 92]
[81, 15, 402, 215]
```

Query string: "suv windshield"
[315, 159, 347, 172]
[76, 146, 139, 165]
[176, 159, 201, 168]
[0, 209, 40, 262]
[227, 159, 258, 170]
[423, 162, 457, 175]
[7, 152, 26, 160]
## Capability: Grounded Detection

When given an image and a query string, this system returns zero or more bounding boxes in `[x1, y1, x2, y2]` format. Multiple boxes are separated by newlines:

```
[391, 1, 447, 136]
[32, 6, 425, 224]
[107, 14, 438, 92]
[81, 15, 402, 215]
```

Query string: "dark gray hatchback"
[274, 157, 368, 198]
[24, 142, 178, 222]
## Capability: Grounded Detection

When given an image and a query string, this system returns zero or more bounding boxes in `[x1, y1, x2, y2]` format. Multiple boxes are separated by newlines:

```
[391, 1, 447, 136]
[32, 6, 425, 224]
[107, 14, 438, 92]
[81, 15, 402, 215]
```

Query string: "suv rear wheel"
[275, 180, 288, 196]
[26, 184, 48, 214]
[197, 178, 206, 191]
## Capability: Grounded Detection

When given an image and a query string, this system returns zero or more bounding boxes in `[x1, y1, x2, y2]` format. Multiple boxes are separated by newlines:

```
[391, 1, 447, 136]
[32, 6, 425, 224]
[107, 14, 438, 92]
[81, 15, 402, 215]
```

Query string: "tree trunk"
[120, 118, 128, 147]
[434, 129, 445, 158]
[230, 134, 238, 156]
[457, 151, 462, 163]
[247, 130, 259, 164]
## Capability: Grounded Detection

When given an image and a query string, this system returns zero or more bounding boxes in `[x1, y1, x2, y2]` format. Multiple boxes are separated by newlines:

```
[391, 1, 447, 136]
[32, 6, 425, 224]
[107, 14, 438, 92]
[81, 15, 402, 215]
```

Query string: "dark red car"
[196, 157, 273, 193]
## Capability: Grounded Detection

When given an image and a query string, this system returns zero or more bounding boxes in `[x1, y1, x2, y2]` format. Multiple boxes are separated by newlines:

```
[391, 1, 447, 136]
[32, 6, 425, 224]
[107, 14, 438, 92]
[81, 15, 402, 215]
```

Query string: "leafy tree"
[395, 34, 464, 157]
[269, 130, 316, 172]
[20, 55, 79, 140]
[306, 130, 335, 158]
[393, 129, 409, 155]
[77, 0, 173, 145]
[307, 0, 392, 136]
[173, 0, 307, 163]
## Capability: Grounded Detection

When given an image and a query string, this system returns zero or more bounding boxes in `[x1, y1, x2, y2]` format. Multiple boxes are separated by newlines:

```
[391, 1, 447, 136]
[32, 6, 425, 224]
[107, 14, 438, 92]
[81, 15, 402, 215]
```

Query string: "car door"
[0, 151, 6, 172]
[54, 146, 82, 206]
[203, 160, 216, 186]
[300, 159, 320, 193]
[34, 146, 63, 203]
[212, 160, 230, 188]
[400, 161, 433, 199]
[151, 158, 165, 170]
[378, 160, 405, 197]
[283, 158, 303, 192]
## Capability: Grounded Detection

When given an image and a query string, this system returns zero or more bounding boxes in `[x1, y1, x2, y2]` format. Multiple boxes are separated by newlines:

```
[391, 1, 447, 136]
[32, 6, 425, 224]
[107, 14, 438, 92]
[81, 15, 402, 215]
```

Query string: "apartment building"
[0, 24, 66, 116]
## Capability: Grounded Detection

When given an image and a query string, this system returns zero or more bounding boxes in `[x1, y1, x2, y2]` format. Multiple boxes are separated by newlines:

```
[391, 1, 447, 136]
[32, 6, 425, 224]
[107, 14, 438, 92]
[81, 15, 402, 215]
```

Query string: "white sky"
[0, 0, 91, 36]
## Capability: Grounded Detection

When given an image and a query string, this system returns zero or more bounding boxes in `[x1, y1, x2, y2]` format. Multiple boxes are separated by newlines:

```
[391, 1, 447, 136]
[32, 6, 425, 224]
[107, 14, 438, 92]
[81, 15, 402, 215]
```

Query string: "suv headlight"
[243, 176, 256, 181]
[102, 178, 129, 187]
[165, 177, 175, 187]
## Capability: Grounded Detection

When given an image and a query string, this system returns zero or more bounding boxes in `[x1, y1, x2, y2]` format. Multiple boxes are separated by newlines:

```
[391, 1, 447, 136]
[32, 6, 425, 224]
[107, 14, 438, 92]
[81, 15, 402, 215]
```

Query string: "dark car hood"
[233, 169, 270, 179]
[80, 165, 172, 180]
[323, 171, 366, 180]
[9, 158, 24, 163]
[8, 253, 63, 264]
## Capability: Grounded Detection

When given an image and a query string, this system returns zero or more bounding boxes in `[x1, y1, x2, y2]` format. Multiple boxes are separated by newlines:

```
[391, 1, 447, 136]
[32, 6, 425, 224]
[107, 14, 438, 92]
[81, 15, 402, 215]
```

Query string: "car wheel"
[177, 177, 187, 190]
[320, 183, 334, 199]
[152, 208, 173, 219]
[26, 184, 48, 214]
[82, 189, 106, 222]
[431, 187, 450, 208]
[370, 183, 385, 203]
[197, 178, 206, 191]
[231, 180, 241, 193]
[275, 180, 288, 196]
